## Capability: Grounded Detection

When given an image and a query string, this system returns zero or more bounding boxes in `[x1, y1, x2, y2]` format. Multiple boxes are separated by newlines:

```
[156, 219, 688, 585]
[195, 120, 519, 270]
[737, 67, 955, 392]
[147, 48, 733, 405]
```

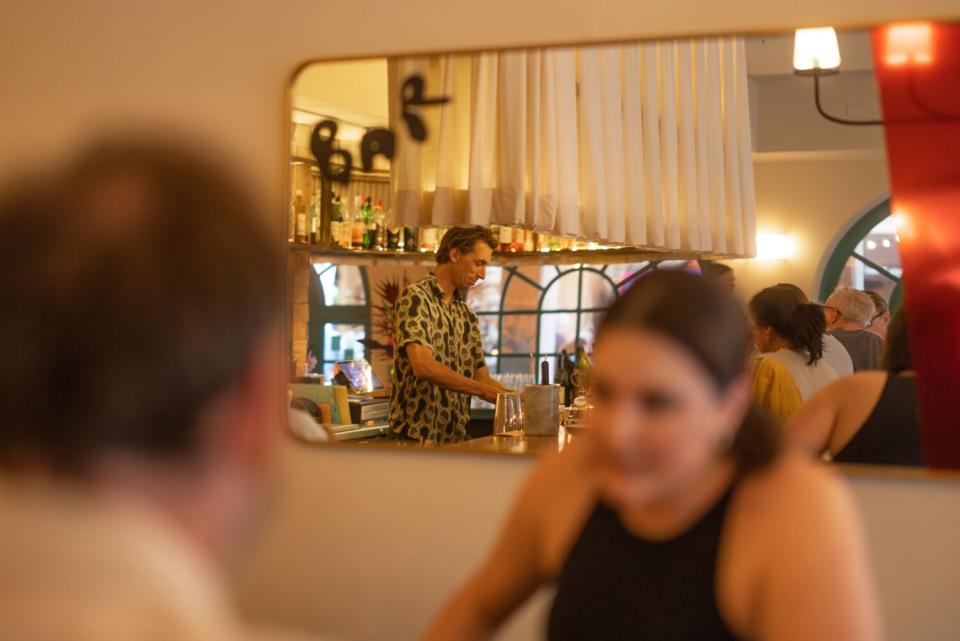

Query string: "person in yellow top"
[752, 356, 803, 424]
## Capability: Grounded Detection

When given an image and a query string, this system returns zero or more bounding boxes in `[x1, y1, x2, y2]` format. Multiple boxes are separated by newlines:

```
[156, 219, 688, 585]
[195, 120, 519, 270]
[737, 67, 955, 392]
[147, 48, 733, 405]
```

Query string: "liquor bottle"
[549, 235, 561, 252]
[309, 195, 320, 245]
[387, 224, 401, 251]
[362, 196, 376, 250]
[496, 225, 512, 252]
[294, 189, 308, 244]
[420, 226, 438, 252]
[330, 196, 344, 249]
[350, 196, 364, 249]
[372, 199, 387, 251]
[572, 342, 593, 399]
[523, 229, 535, 253]
[510, 226, 525, 253]
[288, 202, 296, 243]
[403, 226, 418, 252]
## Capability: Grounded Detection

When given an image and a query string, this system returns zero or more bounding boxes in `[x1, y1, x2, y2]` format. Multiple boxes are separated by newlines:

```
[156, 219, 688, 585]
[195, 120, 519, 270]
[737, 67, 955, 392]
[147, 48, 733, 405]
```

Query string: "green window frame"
[473, 262, 660, 373]
[307, 264, 372, 375]
[818, 197, 903, 311]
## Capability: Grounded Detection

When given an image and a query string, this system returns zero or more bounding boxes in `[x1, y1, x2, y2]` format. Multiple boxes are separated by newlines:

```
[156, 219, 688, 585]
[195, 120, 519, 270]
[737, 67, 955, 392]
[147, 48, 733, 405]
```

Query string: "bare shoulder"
[733, 452, 854, 525]
[722, 453, 880, 640]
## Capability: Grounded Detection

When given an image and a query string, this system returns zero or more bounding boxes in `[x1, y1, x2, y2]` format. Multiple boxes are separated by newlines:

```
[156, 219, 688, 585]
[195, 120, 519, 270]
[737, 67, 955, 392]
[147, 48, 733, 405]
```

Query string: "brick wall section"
[289, 249, 311, 376]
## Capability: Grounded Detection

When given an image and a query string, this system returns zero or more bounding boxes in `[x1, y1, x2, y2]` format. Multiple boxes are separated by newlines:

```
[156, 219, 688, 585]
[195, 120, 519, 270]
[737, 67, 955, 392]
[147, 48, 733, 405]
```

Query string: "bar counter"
[440, 427, 578, 456]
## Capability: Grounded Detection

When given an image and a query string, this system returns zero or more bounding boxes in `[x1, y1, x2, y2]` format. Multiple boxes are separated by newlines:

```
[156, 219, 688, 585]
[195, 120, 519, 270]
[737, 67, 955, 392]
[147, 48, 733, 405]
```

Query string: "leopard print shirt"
[389, 274, 485, 444]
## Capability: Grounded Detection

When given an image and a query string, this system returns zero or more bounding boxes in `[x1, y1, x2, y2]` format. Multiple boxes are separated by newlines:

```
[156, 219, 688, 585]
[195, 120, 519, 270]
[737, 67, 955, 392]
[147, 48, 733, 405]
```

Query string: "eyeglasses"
[868, 311, 887, 327]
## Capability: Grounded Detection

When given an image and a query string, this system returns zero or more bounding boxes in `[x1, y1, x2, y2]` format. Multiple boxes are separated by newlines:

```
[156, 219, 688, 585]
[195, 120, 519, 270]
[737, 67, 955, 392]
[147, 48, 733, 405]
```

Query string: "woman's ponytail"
[789, 303, 826, 365]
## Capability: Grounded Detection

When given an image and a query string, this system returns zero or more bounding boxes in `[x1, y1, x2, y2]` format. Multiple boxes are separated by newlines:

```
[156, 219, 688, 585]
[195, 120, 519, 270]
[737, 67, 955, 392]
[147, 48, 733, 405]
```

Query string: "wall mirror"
[284, 23, 958, 472]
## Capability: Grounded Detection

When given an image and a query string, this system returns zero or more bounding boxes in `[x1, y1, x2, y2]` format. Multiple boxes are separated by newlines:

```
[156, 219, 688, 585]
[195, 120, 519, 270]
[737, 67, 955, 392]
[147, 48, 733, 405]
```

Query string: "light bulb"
[793, 27, 842, 73]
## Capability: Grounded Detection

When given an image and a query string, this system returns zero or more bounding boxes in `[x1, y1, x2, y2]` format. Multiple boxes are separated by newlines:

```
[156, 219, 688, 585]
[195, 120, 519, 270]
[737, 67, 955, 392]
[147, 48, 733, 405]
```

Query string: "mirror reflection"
[286, 27, 930, 469]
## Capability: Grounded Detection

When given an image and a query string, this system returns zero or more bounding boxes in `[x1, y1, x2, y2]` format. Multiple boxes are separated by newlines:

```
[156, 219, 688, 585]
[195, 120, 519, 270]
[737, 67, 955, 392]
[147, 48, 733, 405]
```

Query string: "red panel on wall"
[871, 22, 960, 468]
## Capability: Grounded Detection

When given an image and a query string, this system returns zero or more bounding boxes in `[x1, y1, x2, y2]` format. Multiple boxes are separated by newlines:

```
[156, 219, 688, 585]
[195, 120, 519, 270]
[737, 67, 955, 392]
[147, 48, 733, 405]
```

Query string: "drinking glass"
[494, 392, 524, 437]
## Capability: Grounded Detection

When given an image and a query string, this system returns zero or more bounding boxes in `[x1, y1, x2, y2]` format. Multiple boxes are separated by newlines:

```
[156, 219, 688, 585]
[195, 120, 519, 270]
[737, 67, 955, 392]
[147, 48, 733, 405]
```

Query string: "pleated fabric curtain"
[388, 37, 756, 256]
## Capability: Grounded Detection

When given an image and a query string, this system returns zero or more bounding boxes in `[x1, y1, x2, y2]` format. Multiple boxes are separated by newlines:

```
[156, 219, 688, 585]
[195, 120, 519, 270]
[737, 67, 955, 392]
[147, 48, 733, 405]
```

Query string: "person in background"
[702, 261, 736, 292]
[787, 309, 925, 467]
[389, 226, 510, 444]
[823, 287, 884, 371]
[423, 271, 880, 641]
[0, 138, 317, 641]
[863, 290, 891, 338]
[776, 283, 854, 377]
[749, 286, 838, 422]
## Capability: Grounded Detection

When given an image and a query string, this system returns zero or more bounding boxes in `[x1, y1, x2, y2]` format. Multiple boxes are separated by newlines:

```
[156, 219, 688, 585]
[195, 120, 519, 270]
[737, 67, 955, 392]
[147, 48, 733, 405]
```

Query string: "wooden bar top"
[441, 427, 579, 457]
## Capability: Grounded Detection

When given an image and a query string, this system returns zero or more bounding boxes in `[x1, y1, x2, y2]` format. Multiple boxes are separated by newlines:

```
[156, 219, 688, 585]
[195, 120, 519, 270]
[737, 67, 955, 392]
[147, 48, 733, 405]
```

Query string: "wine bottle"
[403, 226, 418, 252]
[330, 196, 344, 249]
[294, 189, 307, 244]
[309, 195, 320, 245]
[375, 200, 387, 251]
[572, 342, 593, 399]
[360, 196, 372, 250]
[350, 196, 363, 249]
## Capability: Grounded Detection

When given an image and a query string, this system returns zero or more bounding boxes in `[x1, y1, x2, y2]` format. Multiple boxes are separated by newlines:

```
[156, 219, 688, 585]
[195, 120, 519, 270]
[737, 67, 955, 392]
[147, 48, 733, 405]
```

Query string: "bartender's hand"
[407, 343, 507, 405]
[479, 385, 502, 404]
[474, 366, 515, 396]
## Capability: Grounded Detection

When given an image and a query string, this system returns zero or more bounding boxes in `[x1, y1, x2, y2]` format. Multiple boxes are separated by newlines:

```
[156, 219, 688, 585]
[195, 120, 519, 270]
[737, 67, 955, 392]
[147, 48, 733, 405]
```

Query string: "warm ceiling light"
[793, 27, 842, 74]
[884, 22, 933, 66]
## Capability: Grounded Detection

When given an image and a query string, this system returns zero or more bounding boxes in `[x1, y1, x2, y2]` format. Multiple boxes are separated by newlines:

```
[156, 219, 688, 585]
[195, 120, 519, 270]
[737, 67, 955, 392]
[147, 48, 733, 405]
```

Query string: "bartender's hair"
[436, 226, 497, 264]
[0, 136, 282, 475]
[598, 271, 780, 474]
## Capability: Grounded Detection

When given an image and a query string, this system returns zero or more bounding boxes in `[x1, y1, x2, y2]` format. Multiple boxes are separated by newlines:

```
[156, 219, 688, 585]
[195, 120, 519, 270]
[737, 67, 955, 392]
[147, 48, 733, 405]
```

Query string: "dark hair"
[882, 309, 911, 372]
[0, 137, 283, 475]
[598, 271, 780, 474]
[702, 262, 733, 280]
[749, 286, 826, 365]
[436, 226, 496, 264]
[774, 282, 809, 303]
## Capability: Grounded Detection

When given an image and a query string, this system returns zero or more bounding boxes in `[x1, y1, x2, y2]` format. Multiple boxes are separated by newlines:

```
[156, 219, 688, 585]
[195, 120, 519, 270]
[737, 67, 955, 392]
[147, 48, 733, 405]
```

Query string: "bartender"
[389, 226, 512, 444]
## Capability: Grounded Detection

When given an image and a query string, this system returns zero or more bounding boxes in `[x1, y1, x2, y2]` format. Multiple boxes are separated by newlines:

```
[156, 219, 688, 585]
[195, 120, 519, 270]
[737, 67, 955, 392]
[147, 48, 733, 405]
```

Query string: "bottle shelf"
[287, 242, 737, 266]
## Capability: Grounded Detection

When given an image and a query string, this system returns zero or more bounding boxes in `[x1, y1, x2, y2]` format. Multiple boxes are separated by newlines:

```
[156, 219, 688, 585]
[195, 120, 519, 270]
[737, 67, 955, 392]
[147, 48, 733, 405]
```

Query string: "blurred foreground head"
[0, 136, 283, 491]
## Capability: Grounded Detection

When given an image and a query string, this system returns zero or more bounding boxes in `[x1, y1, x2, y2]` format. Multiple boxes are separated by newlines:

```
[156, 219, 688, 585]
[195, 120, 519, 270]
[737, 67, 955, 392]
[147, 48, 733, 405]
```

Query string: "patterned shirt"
[390, 273, 486, 444]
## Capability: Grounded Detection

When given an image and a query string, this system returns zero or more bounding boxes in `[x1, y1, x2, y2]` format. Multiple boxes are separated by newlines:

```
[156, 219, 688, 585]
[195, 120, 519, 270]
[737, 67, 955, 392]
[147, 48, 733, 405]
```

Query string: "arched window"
[467, 262, 655, 376]
[818, 198, 903, 311]
[308, 263, 371, 379]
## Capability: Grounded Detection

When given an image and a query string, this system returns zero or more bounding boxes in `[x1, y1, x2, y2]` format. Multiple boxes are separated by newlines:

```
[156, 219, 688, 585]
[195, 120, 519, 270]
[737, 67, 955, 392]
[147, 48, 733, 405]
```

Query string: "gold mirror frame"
[280, 27, 960, 481]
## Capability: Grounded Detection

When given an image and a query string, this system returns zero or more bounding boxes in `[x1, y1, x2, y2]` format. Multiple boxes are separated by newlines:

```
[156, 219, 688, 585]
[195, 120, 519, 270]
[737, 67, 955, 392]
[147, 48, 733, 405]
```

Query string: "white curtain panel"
[388, 37, 755, 255]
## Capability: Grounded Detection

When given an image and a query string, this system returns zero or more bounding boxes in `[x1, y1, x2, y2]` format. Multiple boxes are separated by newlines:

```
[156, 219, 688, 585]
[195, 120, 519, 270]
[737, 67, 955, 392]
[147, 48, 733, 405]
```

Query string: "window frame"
[818, 197, 903, 311]
[472, 262, 658, 373]
[307, 263, 372, 374]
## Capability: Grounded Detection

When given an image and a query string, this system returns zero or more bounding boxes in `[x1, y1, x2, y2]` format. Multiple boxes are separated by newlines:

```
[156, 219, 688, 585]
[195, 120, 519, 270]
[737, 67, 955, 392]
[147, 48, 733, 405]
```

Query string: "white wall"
[734, 154, 890, 299]
[236, 440, 960, 641]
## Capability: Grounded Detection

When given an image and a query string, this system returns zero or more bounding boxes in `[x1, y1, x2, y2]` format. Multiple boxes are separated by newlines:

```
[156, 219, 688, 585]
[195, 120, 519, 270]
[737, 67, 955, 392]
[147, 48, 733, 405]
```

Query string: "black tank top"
[832, 374, 926, 466]
[547, 484, 742, 641]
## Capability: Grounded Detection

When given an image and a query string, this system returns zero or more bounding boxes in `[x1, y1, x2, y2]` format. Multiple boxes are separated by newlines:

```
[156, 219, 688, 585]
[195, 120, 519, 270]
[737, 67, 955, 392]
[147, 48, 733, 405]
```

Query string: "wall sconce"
[793, 27, 883, 126]
[793, 27, 842, 74]
[794, 23, 957, 126]
[755, 233, 796, 260]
